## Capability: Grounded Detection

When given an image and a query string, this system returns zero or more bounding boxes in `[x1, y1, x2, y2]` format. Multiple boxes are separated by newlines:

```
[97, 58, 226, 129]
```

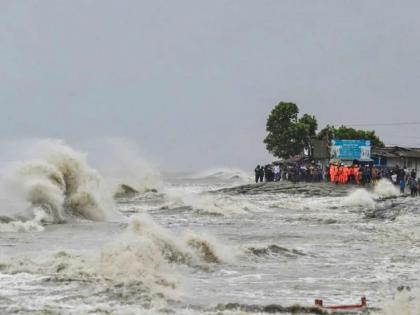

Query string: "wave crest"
[0, 140, 117, 230]
[0, 214, 230, 308]
[128, 214, 227, 266]
[247, 244, 306, 258]
[187, 168, 252, 182]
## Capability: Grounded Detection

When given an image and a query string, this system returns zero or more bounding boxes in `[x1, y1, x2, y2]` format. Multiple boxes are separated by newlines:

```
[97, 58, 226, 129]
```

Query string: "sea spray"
[0, 175, 419, 313]
[0, 139, 119, 230]
[127, 214, 227, 265]
[0, 214, 229, 309]
[0, 230, 181, 308]
[84, 138, 162, 194]
[372, 289, 420, 315]
[182, 230, 237, 264]
[340, 179, 398, 210]
[342, 189, 376, 209]
[187, 168, 253, 183]
[162, 187, 257, 216]
[374, 179, 400, 198]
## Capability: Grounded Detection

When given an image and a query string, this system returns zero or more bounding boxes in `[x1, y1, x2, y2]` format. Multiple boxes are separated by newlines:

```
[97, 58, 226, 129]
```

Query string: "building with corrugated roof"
[372, 146, 420, 174]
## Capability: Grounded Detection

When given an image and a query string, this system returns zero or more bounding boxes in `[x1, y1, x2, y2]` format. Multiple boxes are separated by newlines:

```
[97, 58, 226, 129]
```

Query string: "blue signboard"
[330, 139, 371, 161]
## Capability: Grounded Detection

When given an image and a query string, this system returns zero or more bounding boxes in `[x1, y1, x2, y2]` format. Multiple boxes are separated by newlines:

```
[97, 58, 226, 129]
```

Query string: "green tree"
[297, 114, 318, 157]
[317, 125, 384, 147]
[264, 102, 318, 159]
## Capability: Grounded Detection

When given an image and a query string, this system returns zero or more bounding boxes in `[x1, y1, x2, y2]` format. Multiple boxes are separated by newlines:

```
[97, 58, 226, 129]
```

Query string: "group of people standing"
[255, 162, 322, 183]
[400, 175, 419, 196]
[327, 163, 375, 185]
[254, 164, 281, 183]
[254, 162, 420, 197]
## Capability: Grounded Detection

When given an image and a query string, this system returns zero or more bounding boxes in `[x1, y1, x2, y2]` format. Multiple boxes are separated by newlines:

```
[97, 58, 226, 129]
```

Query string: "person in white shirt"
[274, 165, 280, 181]
[391, 173, 397, 184]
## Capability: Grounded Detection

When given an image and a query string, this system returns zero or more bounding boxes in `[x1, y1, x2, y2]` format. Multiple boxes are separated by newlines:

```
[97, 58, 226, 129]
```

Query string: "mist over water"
[0, 140, 419, 314]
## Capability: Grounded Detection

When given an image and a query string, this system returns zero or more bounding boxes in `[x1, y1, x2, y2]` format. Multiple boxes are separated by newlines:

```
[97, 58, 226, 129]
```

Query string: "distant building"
[372, 146, 420, 174]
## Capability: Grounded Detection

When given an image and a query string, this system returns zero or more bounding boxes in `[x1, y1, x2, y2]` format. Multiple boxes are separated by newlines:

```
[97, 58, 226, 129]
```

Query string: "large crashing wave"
[0, 140, 118, 231]
[0, 214, 229, 309]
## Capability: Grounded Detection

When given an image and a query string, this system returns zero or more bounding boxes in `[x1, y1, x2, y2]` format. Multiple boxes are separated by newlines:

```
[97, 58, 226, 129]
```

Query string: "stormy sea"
[0, 140, 419, 315]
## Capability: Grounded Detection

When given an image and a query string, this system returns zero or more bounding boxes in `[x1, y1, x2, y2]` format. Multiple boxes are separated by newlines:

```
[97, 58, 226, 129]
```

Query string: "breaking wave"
[162, 188, 258, 216]
[0, 140, 118, 231]
[342, 179, 399, 210]
[246, 244, 306, 258]
[126, 214, 229, 266]
[187, 168, 252, 183]
[0, 214, 229, 309]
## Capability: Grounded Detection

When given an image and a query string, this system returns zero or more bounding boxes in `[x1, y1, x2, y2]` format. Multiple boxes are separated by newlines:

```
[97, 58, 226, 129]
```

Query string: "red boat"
[314, 297, 367, 313]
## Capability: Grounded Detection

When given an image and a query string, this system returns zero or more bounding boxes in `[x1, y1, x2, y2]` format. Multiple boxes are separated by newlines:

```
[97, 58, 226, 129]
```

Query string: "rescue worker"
[331, 164, 338, 183]
[342, 165, 349, 184]
[336, 164, 343, 184]
[329, 164, 335, 183]
[354, 165, 361, 185]
[348, 165, 355, 184]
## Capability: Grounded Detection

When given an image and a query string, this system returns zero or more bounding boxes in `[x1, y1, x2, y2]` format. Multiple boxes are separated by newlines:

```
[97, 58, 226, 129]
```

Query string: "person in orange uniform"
[342, 165, 349, 184]
[354, 165, 361, 185]
[329, 164, 335, 183]
[347, 165, 353, 183]
[331, 164, 338, 183]
[337, 164, 343, 184]
[337, 165, 342, 184]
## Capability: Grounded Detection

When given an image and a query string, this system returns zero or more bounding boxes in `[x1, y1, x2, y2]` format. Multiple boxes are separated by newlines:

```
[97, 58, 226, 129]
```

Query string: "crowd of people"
[328, 163, 382, 185]
[254, 161, 419, 196]
[254, 164, 282, 182]
[254, 162, 323, 183]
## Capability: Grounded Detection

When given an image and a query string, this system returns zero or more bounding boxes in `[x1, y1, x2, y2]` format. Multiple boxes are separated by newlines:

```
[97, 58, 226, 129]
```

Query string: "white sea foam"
[127, 213, 230, 265]
[163, 187, 256, 216]
[187, 168, 252, 183]
[0, 139, 119, 231]
[0, 213, 230, 311]
[0, 143, 417, 313]
[341, 179, 399, 210]
[0, 219, 180, 308]
[373, 289, 420, 315]
[342, 189, 376, 209]
[0, 216, 45, 232]
[374, 179, 400, 198]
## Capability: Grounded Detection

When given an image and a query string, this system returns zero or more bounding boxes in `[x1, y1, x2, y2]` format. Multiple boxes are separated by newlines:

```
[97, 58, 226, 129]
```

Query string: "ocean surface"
[0, 140, 419, 314]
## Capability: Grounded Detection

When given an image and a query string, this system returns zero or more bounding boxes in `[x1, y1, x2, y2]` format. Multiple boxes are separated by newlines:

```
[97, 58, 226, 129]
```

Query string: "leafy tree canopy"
[264, 102, 317, 159]
[263, 102, 385, 160]
[316, 125, 385, 147]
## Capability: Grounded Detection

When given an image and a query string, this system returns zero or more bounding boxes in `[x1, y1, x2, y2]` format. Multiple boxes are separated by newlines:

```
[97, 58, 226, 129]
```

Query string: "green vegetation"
[264, 102, 317, 159]
[264, 102, 384, 159]
[316, 125, 384, 148]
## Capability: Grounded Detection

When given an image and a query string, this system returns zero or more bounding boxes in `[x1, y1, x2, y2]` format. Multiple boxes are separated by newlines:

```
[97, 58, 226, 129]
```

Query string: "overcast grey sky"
[1, 1, 420, 171]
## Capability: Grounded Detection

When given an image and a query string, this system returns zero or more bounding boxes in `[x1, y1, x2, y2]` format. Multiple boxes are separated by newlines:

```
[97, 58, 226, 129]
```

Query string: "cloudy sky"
[1, 1, 420, 171]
